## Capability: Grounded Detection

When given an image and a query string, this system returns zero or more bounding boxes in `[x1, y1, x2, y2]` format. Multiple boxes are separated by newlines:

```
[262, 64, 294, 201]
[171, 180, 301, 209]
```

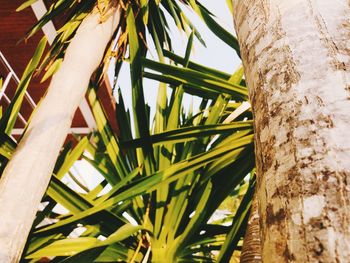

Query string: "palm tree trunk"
[240, 194, 261, 263]
[0, 7, 120, 262]
[232, 0, 350, 262]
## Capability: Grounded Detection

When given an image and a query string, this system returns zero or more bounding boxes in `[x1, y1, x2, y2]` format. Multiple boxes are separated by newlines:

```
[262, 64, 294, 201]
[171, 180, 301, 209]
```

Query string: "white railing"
[0, 51, 38, 126]
[0, 51, 37, 109]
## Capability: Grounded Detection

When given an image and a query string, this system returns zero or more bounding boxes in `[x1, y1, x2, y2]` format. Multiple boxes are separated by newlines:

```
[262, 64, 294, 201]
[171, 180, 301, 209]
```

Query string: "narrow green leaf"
[26, 237, 99, 258]
[101, 223, 144, 245]
[56, 136, 89, 179]
[188, 0, 240, 56]
[0, 133, 16, 159]
[226, 0, 234, 15]
[140, 0, 149, 25]
[143, 58, 248, 99]
[127, 5, 155, 174]
[87, 87, 129, 179]
[28, 224, 144, 259]
[122, 122, 253, 148]
[47, 175, 92, 214]
[41, 58, 62, 83]
[16, 0, 39, 11]
[163, 50, 231, 80]
[228, 66, 244, 85]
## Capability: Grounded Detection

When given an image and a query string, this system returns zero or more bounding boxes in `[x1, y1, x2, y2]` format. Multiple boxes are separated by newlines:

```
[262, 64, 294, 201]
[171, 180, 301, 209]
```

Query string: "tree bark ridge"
[241, 195, 262, 263]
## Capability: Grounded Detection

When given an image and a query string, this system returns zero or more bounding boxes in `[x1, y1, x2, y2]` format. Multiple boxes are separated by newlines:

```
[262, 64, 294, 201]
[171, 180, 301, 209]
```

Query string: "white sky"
[179, 0, 240, 72]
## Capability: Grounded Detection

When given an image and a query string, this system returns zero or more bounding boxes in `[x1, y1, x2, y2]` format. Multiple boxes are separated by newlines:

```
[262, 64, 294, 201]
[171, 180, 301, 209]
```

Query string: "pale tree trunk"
[241, 195, 262, 263]
[232, 0, 350, 262]
[0, 7, 120, 262]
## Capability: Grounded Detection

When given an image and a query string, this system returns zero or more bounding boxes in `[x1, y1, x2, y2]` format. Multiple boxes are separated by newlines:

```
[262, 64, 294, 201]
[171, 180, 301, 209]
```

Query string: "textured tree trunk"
[241, 195, 262, 263]
[0, 7, 120, 263]
[233, 0, 350, 262]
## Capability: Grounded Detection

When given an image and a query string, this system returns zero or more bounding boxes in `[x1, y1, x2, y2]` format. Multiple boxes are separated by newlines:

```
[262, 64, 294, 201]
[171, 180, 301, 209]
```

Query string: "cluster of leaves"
[0, 0, 256, 262]
[22, 82, 254, 262]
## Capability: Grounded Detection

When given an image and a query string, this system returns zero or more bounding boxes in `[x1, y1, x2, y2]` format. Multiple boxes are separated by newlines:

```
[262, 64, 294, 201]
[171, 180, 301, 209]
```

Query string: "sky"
[179, 0, 240, 72]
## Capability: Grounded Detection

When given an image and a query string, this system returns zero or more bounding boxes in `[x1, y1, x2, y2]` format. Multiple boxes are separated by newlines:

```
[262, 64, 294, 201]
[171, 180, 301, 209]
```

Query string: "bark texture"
[241, 195, 262, 263]
[0, 8, 120, 262]
[233, 0, 350, 262]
